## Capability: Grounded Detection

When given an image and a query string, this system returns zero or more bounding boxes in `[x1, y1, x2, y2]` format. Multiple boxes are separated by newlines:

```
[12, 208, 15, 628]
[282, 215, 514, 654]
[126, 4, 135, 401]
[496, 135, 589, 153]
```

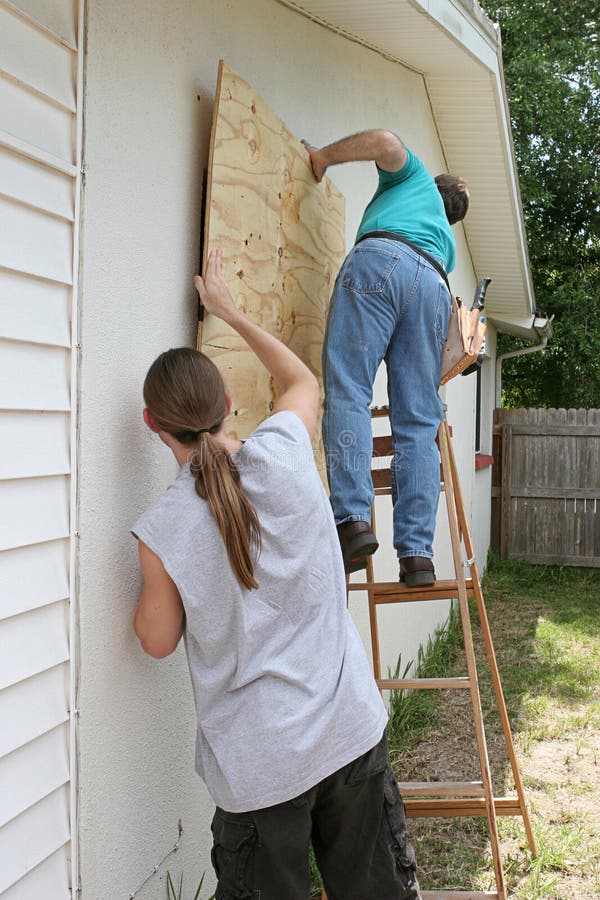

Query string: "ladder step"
[347, 578, 473, 601]
[374, 585, 460, 603]
[422, 893, 498, 899]
[324, 890, 498, 900]
[370, 406, 390, 418]
[405, 797, 523, 818]
[378, 677, 471, 690]
[397, 781, 485, 797]
[421, 892, 499, 899]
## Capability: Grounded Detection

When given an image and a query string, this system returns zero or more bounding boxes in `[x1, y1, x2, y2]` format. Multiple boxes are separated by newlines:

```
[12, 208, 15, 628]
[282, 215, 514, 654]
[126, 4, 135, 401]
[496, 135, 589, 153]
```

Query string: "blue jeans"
[322, 238, 451, 559]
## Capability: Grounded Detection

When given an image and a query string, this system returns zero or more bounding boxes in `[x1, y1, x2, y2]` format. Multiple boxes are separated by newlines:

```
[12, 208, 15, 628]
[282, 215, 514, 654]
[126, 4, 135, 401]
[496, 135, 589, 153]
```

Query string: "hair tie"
[196, 414, 225, 437]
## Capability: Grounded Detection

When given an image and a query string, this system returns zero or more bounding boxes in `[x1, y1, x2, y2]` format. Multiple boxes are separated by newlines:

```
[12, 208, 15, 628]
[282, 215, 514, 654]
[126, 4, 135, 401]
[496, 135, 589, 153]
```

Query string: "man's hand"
[194, 249, 240, 324]
[301, 139, 327, 183]
[302, 131, 407, 176]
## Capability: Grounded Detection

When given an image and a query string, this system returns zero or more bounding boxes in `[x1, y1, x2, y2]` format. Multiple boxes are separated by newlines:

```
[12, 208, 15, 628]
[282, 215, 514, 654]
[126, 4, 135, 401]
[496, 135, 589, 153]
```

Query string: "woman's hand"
[194, 249, 240, 323]
[196, 251, 319, 438]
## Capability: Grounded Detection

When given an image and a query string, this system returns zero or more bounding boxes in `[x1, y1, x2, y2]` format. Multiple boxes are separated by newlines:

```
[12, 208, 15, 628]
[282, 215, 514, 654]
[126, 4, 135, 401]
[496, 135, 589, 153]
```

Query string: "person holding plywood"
[303, 131, 469, 583]
[131, 249, 422, 900]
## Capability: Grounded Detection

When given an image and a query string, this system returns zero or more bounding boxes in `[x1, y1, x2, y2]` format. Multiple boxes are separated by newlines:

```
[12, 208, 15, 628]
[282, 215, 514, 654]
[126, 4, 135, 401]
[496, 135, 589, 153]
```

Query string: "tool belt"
[354, 230, 486, 384]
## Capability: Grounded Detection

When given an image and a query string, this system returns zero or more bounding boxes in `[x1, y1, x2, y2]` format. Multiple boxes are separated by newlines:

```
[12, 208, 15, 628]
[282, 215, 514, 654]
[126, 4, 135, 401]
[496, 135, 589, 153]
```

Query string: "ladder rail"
[444, 420, 538, 856]
[438, 421, 507, 899]
[366, 504, 382, 682]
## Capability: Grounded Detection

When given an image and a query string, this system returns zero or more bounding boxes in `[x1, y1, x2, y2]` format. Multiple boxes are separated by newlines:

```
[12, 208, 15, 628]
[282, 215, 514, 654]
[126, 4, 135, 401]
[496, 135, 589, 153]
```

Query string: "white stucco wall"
[78, 1, 483, 896]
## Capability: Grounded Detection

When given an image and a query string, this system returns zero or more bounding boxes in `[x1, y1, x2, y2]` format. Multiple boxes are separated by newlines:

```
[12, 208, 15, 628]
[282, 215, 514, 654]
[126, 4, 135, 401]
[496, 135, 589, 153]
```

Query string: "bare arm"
[194, 250, 319, 439]
[301, 130, 407, 182]
[133, 541, 185, 658]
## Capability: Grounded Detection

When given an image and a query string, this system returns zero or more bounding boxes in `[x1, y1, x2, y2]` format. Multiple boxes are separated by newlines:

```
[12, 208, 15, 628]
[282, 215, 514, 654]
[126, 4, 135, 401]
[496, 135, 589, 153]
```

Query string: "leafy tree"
[482, 1, 599, 407]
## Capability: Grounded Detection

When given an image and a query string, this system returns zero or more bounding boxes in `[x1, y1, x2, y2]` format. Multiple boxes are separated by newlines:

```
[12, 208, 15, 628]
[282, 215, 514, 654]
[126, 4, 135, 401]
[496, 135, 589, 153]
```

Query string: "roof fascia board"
[489, 314, 552, 341]
[409, 0, 499, 72]
[454, 0, 500, 42]
[490, 50, 537, 316]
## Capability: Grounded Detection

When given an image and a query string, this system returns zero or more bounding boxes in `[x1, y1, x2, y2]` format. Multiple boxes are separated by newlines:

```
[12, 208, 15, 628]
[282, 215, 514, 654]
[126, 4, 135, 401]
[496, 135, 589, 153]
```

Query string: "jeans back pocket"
[342, 246, 401, 294]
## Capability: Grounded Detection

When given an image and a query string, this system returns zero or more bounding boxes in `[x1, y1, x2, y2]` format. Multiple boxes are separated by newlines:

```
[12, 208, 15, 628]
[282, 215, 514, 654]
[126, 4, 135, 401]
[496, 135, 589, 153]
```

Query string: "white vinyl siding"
[0, 727, 70, 828]
[0, 195, 74, 282]
[0, 0, 81, 895]
[0, 788, 71, 895]
[1, 848, 70, 900]
[0, 271, 72, 347]
[0, 413, 70, 482]
[0, 342, 71, 410]
[0, 147, 75, 224]
[7, 0, 78, 47]
[0, 666, 69, 759]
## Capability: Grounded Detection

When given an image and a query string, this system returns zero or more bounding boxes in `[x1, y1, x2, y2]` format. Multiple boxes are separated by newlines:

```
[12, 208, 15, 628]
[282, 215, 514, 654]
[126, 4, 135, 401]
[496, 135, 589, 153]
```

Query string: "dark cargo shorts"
[210, 732, 421, 900]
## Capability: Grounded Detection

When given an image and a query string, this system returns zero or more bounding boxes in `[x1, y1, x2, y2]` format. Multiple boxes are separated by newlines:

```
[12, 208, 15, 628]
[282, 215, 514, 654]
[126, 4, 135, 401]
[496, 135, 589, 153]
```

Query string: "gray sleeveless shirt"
[132, 411, 387, 812]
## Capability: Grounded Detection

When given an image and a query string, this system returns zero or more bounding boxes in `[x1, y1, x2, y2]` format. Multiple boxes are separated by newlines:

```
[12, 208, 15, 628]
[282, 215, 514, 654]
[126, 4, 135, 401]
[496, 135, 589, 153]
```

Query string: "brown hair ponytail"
[143, 348, 261, 589]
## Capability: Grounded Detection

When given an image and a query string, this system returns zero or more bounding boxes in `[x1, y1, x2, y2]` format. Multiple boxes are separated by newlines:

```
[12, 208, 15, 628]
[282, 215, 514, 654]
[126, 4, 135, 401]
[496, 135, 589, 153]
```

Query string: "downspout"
[495, 317, 553, 407]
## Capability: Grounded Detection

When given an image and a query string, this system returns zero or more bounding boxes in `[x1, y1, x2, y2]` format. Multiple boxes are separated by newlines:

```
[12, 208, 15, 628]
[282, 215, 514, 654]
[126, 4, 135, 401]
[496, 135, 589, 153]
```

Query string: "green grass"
[166, 871, 213, 900]
[480, 555, 600, 738]
[386, 605, 463, 763]
[390, 555, 600, 899]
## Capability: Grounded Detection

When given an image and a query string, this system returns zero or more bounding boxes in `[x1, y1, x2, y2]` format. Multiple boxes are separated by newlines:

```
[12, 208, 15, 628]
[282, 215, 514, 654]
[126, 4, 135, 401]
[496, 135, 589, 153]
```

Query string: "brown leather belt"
[355, 229, 450, 293]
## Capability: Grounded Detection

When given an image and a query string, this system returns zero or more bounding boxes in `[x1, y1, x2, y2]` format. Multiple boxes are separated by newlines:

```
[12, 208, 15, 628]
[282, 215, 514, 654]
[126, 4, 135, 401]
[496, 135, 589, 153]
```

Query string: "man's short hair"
[435, 174, 469, 225]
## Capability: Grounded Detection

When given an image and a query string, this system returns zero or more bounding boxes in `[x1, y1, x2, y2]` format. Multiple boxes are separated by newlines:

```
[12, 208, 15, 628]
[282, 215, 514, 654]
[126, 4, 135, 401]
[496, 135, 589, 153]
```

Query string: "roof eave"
[276, 0, 537, 325]
[490, 314, 553, 342]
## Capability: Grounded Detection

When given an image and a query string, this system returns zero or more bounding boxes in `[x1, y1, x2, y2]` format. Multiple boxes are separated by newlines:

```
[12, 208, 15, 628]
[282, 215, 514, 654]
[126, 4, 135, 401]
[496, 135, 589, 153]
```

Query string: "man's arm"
[133, 541, 185, 658]
[301, 130, 407, 182]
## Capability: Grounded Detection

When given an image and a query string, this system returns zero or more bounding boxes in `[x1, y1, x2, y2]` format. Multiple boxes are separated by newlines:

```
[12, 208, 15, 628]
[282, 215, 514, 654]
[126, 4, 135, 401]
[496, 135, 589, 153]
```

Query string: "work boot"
[399, 556, 435, 587]
[337, 521, 378, 574]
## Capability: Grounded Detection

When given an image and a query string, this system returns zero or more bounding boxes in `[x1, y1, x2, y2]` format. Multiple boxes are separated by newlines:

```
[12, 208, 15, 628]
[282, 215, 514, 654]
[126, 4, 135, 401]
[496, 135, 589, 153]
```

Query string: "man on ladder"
[303, 130, 469, 582]
[304, 134, 528, 900]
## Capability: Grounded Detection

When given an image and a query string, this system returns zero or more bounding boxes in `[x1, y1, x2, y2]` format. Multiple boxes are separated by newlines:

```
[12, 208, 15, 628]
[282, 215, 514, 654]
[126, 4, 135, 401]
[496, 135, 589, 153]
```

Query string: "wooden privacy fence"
[492, 409, 600, 567]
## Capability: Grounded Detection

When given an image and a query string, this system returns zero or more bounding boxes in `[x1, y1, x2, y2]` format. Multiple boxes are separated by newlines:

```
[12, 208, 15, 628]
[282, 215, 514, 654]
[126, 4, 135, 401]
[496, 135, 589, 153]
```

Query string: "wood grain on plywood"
[198, 61, 345, 475]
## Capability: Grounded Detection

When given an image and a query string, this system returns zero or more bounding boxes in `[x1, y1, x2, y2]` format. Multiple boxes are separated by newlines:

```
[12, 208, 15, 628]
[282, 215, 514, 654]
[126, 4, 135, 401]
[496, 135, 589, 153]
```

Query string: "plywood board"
[198, 61, 346, 476]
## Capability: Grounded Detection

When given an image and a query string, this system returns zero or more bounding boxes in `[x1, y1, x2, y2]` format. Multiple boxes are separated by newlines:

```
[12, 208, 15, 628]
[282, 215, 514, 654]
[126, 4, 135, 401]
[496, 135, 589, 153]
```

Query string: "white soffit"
[276, 0, 537, 325]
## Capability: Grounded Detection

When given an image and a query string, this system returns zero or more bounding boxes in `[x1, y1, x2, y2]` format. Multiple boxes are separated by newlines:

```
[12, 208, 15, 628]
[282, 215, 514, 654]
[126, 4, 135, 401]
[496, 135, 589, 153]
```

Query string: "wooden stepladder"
[322, 409, 536, 900]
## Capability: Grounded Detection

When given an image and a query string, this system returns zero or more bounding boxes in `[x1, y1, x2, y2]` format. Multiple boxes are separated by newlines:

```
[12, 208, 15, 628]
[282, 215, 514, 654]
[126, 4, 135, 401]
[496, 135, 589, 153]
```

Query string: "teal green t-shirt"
[356, 148, 456, 273]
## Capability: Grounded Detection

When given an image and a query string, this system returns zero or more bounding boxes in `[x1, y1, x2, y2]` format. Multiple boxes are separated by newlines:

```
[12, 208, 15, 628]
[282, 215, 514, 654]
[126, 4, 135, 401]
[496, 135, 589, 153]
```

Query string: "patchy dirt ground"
[392, 570, 600, 899]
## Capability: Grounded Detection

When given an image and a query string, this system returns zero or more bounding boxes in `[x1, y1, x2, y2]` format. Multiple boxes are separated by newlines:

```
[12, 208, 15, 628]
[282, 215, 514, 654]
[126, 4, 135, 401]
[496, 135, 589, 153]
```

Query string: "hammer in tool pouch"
[440, 277, 490, 385]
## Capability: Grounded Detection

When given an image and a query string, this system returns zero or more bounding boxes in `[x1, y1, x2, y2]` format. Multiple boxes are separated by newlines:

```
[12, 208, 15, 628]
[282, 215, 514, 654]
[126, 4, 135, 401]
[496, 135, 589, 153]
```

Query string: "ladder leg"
[439, 423, 507, 900]
[367, 503, 382, 684]
[471, 570, 538, 856]
[444, 423, 537, 856]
